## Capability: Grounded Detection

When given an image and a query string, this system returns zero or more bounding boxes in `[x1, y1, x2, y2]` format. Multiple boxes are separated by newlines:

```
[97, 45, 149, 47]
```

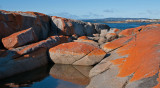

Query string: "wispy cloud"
[104, 9, 114, 13]
[146, 10, 160, 15]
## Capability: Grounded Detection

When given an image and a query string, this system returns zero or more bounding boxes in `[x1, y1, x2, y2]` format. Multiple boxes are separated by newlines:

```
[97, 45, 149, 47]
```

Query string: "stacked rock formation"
[0, 10, 110, 79]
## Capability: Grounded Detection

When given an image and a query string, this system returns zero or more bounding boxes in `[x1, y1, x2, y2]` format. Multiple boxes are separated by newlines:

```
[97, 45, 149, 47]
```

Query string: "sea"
[0, 22, 159, 88]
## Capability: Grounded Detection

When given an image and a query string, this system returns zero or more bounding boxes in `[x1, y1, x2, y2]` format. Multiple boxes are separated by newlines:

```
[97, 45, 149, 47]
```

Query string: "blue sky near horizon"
[0, 0, 160, 19]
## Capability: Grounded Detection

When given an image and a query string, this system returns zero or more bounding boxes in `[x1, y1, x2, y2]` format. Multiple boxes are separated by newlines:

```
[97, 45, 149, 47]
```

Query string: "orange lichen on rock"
[119, 24, 160, 37]
[107, 25, 160, 87]
[2, 28, 38, 49]
[49, 42, 106, 65]
[52, 16, 74, 35]
[17, 35, 69, 55]
[114, 28, 120, 33]
[78, 36, 89, 40]
[103, 35, 133, 51]
[88, 49, 106, 56]
[49, 42, 96, 54]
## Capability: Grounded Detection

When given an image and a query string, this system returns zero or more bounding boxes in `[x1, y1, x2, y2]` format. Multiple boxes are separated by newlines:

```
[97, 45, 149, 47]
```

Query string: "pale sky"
[0, 0, 160, 19]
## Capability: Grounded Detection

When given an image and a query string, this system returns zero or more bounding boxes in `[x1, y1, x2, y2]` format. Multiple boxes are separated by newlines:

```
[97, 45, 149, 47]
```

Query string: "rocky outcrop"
[2, 27, 38, 49]
[12, 35, 69, 56]
[0, 10, 111, 80]
[74, 36, 99, 47]
[52, 16, 110, 36]
[49, 42, 106, 65]
[0, 10, 52, 42]
[88, 24, 160, 88]
[118, 24, 160, 37]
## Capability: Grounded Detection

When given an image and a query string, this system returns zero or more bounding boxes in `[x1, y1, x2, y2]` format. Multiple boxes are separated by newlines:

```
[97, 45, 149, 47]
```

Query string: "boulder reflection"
[50, 64, 93, 85]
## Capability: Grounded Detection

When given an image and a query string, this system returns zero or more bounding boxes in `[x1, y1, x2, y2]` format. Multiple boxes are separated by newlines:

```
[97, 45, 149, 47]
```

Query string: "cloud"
[81, 12, 104, 19]
[104, 9, 114, 13]
[145, 10, 160, 15]
[146, 10, 153, 14]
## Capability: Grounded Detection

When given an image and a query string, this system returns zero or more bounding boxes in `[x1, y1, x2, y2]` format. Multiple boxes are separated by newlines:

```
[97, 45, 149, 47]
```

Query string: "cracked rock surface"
[87, 24, 160, 88]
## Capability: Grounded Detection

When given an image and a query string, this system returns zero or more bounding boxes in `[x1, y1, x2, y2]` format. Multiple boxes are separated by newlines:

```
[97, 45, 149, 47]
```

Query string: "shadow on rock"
[49, 64, 93, 85]
[0, 64, 52, 88]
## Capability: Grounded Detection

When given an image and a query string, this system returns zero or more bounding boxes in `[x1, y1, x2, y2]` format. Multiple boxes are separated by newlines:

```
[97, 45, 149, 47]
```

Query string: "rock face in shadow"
[0, 65, 50, 88]
[50, 64, 92, 85]
[49, 42, 106, 65]
[0, 48, 48, 79]
[88, 24, 160, 88]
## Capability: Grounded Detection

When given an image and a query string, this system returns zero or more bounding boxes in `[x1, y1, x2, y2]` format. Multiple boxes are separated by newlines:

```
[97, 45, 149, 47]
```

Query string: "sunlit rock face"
[50, 64, 93, 85]
[51, 16, 110, 36]
[0, 10, 52, 42]
[2, 27, 38, 49]
[49, 42, 106, 65]
[88, 24, 160, 88]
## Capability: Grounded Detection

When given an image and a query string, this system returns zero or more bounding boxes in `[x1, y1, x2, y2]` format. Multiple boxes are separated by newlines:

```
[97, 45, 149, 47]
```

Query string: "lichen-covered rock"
[77, 36, 89, 40]
[106, 33, 118, 42]
[108, 28, 121, 34]
[2, 27, 38, 49]
[51, 16, 110, 36]
[49, 42, 106, 65]
[118, 24, 160, 37]
[16, 35, 69, 55]
[98, 37, 107, 45]
[74, 39, 99, 47]
[88, 24, 160, 88]
[0, 10, 52, 42]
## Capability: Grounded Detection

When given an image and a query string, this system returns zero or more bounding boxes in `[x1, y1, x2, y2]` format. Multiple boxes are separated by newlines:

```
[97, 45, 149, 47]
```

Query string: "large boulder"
[49, 42, 106, 65]
[2, 27, 38, 49]
[88, 24, 160, 88]
[0, 10, 52, 42]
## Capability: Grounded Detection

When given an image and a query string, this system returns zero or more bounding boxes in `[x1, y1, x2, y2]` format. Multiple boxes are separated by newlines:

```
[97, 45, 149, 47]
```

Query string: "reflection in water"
[0, 64, 51, 88]
[50, 64, 92, 86]
[0, 64, 93, 88]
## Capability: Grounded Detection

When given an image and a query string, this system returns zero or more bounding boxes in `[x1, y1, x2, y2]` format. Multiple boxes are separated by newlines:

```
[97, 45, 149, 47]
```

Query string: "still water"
[0, 22, 158, 88]
[0, 64, 92, 88]
[105, 22, 160, 29]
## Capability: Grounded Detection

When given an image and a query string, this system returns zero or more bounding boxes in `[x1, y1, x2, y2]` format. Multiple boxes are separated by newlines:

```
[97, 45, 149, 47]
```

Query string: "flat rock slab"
[2, 27, 38, 49]
[49, 42, 106, 65]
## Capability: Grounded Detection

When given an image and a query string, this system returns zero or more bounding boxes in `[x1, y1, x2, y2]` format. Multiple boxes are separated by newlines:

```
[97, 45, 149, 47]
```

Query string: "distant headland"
[82, 18, 160, 23]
